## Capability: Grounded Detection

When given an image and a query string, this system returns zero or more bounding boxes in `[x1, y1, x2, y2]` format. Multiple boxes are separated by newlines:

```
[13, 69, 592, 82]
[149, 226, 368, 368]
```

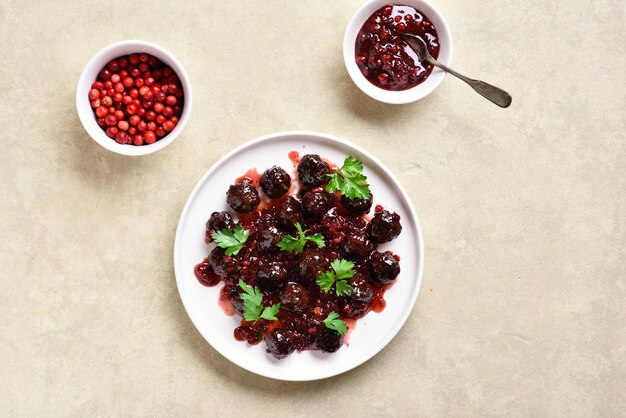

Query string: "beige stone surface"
[1, 0, 625, 416]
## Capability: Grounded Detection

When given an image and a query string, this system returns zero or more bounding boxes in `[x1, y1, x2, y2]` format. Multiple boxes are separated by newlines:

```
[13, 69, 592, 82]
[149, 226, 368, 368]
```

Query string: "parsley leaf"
[238, 279, 263, 320]
[212, 226, 250, 256]
[315, 259, 355, 296]
[277, 222, 326, 253]
[306, 232, 326, 248]
[238, 279, 281, 322]
[323, 311, 348, 335]
[335, 280, 354, 296]
[260, 303, 281, 321]
[332, 259, 356, 280]
[325, 156, 371, 200]
[316, 271, 335, 292]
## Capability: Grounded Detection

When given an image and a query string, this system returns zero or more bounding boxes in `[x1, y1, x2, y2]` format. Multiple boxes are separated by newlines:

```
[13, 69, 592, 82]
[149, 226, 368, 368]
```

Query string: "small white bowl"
[343, 0, 453, 104]
[76, 40, 192, 156]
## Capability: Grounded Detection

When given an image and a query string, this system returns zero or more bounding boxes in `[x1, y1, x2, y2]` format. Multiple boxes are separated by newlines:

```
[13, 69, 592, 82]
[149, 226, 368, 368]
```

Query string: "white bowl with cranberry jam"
[76, 40, 192, 156]
[344, 0, 453, 104]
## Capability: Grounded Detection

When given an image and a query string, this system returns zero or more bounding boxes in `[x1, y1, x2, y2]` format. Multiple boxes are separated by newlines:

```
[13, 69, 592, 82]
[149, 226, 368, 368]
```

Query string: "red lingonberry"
[144, 131, 156, 144]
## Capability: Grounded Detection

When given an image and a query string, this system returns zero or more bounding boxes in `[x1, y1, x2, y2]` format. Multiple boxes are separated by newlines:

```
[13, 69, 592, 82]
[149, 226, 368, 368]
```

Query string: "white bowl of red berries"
[76, 40, 192, 156]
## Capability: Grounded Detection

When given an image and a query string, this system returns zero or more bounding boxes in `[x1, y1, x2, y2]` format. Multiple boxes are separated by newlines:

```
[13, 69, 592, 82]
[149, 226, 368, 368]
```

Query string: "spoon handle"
[427, 58, 512, 108]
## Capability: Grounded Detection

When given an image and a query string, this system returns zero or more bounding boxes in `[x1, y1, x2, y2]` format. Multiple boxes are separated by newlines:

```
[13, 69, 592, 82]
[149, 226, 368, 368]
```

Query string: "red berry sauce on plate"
[355, 4, 440, 91]
[89, 53, 184, 146]
[194, 152, 403, 359]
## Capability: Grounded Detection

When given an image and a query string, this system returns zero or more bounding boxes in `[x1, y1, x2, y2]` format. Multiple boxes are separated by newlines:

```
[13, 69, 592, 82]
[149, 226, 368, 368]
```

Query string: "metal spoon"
[402, 34, 512, 108]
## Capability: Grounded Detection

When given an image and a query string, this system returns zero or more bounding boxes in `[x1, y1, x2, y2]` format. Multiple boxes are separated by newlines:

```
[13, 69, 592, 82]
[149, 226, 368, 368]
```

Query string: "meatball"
[340, 299, 370, 319]
[256, 262, 287, 293]
[367, 209, 402, 243]
[206, 211, 235, 233]
[297, 154, 330, 187]
[321, 207, 367, 233]
[256, 219, 284, 252]
[260, 166, 291, 198]
[369, 251, 400, 284]
[209, 247, 239, 277]
[265, 329, 297, 359]
[315, 329, 343, 353]
[279, 282, 310, 313]
[298, 250, 330, 280]
[341, 194, 373, 215]
[276, 196, 304, 228]
[302, 190, 333, 220]
[347, 274, 373, 302]
[223, 284, 244, 316]
[341, 231, 373, 259]
[226, 181, 260, 213]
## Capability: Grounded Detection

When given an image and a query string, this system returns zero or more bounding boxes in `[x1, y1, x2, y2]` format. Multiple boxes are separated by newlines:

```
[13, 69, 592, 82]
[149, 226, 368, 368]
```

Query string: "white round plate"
[174, 131, 424, 381]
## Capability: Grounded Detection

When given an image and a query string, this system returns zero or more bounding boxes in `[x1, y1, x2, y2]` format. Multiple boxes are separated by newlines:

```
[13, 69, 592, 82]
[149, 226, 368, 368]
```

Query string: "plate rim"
[173, 130, 424, 381]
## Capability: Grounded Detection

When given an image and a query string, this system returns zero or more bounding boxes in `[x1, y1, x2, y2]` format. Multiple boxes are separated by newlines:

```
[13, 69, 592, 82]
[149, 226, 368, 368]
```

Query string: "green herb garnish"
[325, 156, 371, 200]
[277, 222, 325, 253]
[323, 311, 347, 335]
[211, 226, 250, 256]
[316, 259, 355, 296]
[238, 279, 281, 322]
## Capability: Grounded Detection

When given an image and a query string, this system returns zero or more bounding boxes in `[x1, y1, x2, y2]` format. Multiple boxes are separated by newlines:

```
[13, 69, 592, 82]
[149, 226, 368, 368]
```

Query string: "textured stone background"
[1, 0, 624, 416]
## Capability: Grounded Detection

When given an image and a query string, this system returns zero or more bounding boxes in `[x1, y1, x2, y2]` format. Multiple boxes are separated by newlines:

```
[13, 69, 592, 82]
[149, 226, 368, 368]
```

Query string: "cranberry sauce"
[355, 4, 440, 91]
[193, 152, 403, 359]
[194, 259, 221, 287]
